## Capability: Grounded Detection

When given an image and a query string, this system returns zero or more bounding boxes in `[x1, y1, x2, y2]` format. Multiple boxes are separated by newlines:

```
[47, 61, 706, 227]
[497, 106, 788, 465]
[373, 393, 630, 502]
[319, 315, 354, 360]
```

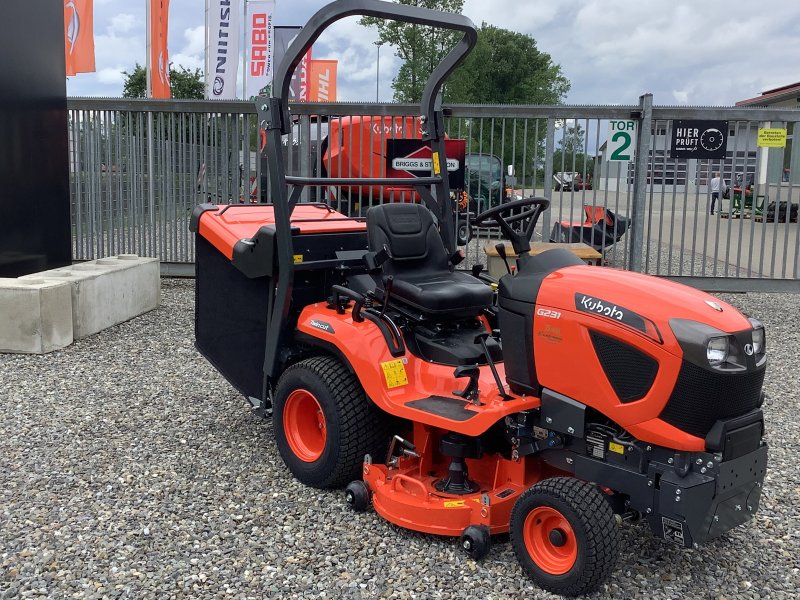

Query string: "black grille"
[659, 361, 765, 438]
[590, 331, 658, 403]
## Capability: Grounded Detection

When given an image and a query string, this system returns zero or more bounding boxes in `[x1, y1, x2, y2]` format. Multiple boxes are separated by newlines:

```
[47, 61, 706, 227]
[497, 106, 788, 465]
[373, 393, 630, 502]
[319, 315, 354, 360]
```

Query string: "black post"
[0, 0, 72, 277]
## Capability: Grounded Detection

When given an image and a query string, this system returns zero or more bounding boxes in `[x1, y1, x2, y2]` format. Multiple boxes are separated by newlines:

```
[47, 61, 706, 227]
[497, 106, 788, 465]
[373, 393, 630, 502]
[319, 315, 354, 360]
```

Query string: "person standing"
[710, 172, 727, 215]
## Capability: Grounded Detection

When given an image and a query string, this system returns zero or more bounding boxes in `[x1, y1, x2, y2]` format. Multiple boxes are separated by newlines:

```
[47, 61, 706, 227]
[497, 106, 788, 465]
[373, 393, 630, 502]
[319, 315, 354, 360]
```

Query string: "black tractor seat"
[367, 203, 492, 318]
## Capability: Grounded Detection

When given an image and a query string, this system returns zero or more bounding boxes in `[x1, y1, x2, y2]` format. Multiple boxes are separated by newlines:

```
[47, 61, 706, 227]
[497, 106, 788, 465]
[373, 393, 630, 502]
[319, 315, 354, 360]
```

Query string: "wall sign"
[670, 120, 728, 159]
[757, 128, 787, 148]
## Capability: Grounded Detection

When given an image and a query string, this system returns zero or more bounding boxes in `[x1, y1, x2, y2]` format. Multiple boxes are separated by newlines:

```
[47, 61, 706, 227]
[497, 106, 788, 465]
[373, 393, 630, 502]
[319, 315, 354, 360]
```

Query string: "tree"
[443, 24, 571, 183]
[445, 24, 569, 105]
[360, 0, 465, 102]
[553, 123, 594, 178]
[122, 63, 205, 99]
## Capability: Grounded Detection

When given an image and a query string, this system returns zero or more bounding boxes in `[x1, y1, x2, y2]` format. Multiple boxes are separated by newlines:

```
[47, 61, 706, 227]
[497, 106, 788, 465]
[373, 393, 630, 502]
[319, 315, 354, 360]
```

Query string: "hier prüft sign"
[670, 120, 728, 159]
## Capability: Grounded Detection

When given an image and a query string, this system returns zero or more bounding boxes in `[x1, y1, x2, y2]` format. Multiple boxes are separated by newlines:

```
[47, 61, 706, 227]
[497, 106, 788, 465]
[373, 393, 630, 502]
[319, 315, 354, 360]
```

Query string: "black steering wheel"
[472, 196, 550, 255]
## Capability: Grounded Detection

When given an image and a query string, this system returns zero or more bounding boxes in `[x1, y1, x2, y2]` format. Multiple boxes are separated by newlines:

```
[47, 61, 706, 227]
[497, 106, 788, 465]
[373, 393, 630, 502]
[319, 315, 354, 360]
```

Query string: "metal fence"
[67, 97, 800, 289]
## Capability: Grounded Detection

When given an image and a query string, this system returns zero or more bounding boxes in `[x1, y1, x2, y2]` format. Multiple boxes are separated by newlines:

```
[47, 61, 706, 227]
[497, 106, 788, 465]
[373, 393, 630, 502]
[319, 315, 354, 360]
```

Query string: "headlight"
[706, 337, 729, 366]
[752, 327, 765, 355]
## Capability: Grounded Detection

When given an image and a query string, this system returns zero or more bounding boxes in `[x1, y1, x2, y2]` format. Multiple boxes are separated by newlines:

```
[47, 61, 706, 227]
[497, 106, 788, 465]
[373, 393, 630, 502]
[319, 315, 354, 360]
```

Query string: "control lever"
[363, 243, 392, 273]
[471, 264, 484, 278]
[380, 275, 394, 319]
[495, 242, 512, 275]
[385, 434, 420, 466]
[475, 332, 511, 400]
[453, 365, 481, 405]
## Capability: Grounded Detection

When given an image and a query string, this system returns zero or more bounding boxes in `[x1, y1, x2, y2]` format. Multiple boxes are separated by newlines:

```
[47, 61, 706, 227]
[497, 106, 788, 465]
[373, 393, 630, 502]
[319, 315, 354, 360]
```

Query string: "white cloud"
[96, 67, 127, 85]
[171, 52, 204, 72]
[672, 90, 690, 103]
[109, 13, 137, 35]
[182, 26, 205, 57]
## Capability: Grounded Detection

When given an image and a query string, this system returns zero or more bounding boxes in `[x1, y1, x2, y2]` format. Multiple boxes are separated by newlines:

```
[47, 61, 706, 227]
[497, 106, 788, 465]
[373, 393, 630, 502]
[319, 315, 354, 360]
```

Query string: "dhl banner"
[245, 0, 275, 99]
[149, 0, 171, 98]
[206, 0, 241, 99]
[64, 0, 96, 76]
[308, 59, 337, 102]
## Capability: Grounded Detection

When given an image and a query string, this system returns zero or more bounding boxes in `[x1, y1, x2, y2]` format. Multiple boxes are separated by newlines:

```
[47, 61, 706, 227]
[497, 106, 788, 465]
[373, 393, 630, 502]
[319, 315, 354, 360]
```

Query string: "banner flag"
[308, 60, 338, 102]
[206, 0, 241, 99]
[64, 0, 96, 76]
[245, 1, 275, 99]
[149, 0, 171, 98]
[273, 26, 310, 100]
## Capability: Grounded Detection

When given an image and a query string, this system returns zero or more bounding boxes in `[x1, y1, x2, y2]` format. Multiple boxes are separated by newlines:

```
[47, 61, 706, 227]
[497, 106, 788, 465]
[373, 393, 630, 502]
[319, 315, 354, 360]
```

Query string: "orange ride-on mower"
[191, 1, 768, 596]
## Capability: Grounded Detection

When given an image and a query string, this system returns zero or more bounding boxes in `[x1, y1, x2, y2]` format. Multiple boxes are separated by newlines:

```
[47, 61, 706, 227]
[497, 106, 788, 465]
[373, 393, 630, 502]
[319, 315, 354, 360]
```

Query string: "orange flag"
[64, 0, 96, 76]
[308, 60, 338, 102]
[150, 0, 171, 98]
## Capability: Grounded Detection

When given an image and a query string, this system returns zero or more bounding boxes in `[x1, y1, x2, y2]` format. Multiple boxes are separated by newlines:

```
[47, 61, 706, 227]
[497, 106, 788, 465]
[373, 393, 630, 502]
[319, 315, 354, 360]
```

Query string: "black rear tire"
[510, 477, 620, 597]
[273, 356, 390, 489]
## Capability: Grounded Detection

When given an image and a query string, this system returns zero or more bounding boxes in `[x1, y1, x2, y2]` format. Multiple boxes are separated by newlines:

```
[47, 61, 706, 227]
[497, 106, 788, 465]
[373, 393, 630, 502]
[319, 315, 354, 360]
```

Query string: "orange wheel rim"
[523, 506, 578, 575]
[283, 389, 326, 462]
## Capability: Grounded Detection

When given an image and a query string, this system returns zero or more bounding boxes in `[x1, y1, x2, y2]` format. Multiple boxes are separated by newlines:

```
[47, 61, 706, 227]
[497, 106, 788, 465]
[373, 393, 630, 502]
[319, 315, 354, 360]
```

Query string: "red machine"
[192, 1, 768, 596]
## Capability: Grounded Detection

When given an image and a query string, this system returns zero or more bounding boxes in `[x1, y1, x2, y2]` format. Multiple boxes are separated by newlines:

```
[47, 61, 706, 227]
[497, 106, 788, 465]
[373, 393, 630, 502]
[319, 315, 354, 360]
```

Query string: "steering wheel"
[471, 196, 550, 255]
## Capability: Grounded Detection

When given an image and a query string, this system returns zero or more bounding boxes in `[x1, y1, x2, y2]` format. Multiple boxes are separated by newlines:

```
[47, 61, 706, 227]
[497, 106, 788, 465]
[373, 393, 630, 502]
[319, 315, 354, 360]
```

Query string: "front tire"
[274, 356, 390, 489]
[510, 477, 620, 597]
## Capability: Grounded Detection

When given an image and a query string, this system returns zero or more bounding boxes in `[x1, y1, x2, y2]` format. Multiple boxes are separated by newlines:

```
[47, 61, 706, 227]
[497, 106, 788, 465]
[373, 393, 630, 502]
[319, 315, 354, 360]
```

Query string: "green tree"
[360, 0, 465, 102]
[553, 123, 594, 179]
[443, 24, 571, 183]
[122, 63, 205, 99]
[445, 24, 569, 104]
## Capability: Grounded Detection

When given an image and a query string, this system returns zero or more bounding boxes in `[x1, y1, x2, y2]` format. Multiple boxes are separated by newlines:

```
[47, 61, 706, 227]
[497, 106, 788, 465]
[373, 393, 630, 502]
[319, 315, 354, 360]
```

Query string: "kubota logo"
[744, 343, 754, 356]
[578, 294, 624, 321]
[65, 1, 80, 55]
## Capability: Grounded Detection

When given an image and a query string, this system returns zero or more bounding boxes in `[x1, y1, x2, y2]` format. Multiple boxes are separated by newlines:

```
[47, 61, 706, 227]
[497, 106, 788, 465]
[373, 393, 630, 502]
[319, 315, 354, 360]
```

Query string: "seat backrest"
[367, 203, 450, 275]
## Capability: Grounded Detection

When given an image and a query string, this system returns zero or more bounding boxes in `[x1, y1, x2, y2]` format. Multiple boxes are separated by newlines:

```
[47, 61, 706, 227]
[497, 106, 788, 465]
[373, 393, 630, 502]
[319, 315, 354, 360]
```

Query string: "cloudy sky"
[68, 0, 800, 106]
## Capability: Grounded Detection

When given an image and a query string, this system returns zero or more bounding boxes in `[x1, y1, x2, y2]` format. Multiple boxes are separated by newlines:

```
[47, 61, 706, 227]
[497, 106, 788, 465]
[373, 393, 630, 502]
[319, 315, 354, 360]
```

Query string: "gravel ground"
[1, 279, 798, 599]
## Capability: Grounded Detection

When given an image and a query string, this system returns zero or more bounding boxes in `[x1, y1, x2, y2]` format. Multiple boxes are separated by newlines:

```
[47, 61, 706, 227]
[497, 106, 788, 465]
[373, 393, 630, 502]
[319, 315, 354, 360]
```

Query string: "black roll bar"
[256, 0, 477, 403]
[272, 0, 477, 138]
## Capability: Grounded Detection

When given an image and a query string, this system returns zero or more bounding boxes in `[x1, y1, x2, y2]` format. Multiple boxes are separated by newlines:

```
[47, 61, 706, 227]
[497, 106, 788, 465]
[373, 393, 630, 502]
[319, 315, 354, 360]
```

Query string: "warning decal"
[380, 359, 408, 389]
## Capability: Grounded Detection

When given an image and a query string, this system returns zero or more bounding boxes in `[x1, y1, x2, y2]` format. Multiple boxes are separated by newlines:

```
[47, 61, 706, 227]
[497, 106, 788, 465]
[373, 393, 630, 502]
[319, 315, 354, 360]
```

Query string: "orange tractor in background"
[192, 1, 768, 596]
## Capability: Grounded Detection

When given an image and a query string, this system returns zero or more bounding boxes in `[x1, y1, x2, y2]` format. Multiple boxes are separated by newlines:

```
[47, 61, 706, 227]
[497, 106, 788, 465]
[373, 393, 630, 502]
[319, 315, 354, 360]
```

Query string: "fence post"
[542, 117, 556, 235]
[629, 93, 653, 272]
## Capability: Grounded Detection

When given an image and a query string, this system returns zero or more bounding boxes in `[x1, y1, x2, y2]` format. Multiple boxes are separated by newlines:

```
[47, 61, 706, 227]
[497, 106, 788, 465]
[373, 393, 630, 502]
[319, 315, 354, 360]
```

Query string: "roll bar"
[271, 0, 478, 137]
[255, 0, 477, 396]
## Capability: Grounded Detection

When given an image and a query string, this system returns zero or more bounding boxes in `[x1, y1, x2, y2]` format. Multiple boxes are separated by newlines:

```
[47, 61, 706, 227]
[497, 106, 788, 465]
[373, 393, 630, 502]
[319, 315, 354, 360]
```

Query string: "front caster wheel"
[510, 477, 620, 597]
[345, 480, 370, 512]
[460, 525, 491, 560]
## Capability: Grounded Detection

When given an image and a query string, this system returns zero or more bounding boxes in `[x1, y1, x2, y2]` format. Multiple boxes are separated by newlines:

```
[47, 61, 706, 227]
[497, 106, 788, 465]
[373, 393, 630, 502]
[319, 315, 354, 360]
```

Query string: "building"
[736, 82, 799, 185]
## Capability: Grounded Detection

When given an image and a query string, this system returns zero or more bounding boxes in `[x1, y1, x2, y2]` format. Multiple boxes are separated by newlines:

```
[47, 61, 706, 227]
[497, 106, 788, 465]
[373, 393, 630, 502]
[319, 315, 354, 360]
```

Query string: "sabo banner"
[206, 0, 240, 99]
[245, 1, 275, 99]
[64, 0, 96, 76]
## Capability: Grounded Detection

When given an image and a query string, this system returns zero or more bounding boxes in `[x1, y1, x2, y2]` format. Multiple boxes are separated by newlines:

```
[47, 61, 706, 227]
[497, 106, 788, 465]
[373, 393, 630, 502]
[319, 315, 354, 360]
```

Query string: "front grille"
[590, 331, 658, 403]
[659, 361, 765, 438]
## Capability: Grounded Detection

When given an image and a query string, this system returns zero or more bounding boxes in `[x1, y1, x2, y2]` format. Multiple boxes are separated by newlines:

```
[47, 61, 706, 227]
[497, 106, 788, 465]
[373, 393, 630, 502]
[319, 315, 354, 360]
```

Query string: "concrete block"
[0, 278, 73, 353]
[20, 254, 160, 339]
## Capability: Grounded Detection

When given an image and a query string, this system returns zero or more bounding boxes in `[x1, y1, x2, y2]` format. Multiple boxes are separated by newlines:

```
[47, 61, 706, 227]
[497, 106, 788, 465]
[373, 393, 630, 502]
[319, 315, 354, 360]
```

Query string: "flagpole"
[204, 0, 209, 98]
[145, 0, 152, 97]
[243, 0, 248, 100]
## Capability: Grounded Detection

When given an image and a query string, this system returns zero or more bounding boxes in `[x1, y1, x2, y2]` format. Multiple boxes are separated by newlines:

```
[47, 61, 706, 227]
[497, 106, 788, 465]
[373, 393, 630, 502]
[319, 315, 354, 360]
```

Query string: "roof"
[735, 81, 800, 106]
